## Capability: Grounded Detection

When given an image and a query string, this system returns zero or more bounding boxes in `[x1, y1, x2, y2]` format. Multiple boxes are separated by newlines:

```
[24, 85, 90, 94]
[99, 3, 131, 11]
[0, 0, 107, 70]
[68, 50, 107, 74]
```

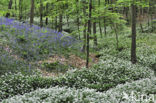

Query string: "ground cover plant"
[0, 0, 156, 102]
[0, 17, 156, 102]
[0, 53, 154, 101]
[0, 17, 79, 61]
[2, 78, 156, 103]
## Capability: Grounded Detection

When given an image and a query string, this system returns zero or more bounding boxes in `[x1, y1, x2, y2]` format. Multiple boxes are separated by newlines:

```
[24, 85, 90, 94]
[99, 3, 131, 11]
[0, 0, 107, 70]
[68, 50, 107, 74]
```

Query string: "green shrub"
[0, 73, 57, 101]
[42, 61, 69, 72]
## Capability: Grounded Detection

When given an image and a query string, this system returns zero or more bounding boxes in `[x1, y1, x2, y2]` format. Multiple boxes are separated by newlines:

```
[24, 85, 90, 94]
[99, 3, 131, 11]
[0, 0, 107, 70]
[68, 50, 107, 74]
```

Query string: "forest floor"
[38, 53, 99, 77]
[0, 17, 156, 102]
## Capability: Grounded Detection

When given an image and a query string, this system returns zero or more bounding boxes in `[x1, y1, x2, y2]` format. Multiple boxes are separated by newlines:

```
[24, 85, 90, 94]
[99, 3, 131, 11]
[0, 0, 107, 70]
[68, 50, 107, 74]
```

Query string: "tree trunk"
[86, 0, 92, 68]
[45, 3, 49, 25]
[30, 0, 34, 25]
[6, 0, 13, 17]
[98, 0, 103, 38]
[14, 0, 17, 17]
[40, 0, 43, 27]
[55, 16, 58, 30]
[15, 0, 17, 10]
[113, 24, 119, 50]
[93, 22, 98, 46]
[66, 15, 69, 27]
[77, 17, 80, 40]
[104, 18, 107, 36]
[82, 23, 87, 53]
[58, 14, 63, 32]
[19, 0, 23, 21]
[131, 2, 137, 64]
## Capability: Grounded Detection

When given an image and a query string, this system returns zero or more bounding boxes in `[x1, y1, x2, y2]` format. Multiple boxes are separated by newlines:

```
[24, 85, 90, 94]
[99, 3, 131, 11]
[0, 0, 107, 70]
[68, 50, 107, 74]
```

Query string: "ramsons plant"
[0, 72, 57, 101]
[98, 31, 156, 70]
[57, 54, 153, 92]
[0, 53, 153, 101]
[2, 78, 156, 103]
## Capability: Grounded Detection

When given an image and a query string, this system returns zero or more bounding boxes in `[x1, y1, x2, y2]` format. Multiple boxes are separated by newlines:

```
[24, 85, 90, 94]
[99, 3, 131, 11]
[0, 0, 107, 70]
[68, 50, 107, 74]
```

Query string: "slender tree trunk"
[55, 16, 58, 30]
[58, 14, 63, 32]
[103, 0, 107, 36]
[66, 15, 69, 27]
[139, 6, 144, 33]
[93, 22, 97, 46]
[149, 0, 154, 31]
[82, 23, 87, 53]
[45, 3, 49, 25]
[113, 24, 119, 49]
[104, 18, 107, 36]
[77, 17, 80, 39]
[131, 2, 137, 64]
[76, 0, 80, 39]
[45, 18, 48, 25]
[14, 0, 17, 17]
[6, 0, 13, 17]
[30, 0, 35, 25]
[40, 0, 43, 27]
[82, 3, 87, 53]
[19, 0, 23, 21]
[86, 0, 92, 68]
[15, 0, 17, 10]
[98, 0, 103, 38]
[99, 21, 103, 38]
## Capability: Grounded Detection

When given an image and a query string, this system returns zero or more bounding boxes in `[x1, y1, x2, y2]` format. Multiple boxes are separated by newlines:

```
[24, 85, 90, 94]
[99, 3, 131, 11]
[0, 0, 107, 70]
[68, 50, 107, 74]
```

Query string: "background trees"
[0, 0, 156, 66]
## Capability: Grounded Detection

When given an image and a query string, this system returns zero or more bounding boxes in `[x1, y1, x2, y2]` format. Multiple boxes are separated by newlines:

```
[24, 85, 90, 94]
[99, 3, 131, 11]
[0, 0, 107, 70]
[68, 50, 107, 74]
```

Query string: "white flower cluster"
[2, 78, 156, 103]
[0, 52, 154, 101]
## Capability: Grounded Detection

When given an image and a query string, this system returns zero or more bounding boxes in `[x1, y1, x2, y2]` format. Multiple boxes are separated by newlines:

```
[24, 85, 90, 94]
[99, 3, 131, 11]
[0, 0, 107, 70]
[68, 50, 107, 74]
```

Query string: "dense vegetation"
[0, 0, 156, 102]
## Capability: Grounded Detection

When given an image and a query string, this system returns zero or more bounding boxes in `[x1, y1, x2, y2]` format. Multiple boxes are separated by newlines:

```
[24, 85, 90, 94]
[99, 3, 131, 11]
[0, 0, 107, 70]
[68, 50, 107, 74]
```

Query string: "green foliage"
[98, 30, 156, 70]
[0, 73, 57, 101]
[16, 35, 27, 43]
[0, 47, 34, 76]
[58, 53, 152, 91]
[42, 61, 69, 73]
[0, 50, 153, 100]
[2, 78, 156, 103]
[0, 0, 156, 102]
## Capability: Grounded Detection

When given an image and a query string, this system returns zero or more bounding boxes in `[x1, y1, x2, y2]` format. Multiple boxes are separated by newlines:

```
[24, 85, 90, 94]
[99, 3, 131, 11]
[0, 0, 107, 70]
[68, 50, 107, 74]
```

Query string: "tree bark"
[30, 0, 35, 26]
[40, 0, 43, 27]
[45, 3, 49, 25]
[6, 0, 13, 17]
[19, 0, 23, 21]
[58, 14, 63, 32]
[86, 0, 92, 68]
[93, 22, 98, 46]
[131, 2, 137, 64]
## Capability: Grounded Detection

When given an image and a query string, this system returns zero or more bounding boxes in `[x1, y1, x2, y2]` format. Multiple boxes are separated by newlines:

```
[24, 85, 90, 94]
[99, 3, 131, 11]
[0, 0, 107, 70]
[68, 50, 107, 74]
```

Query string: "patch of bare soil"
[2, 44, 99, 77]
[39, 54, 99, 68]
[38, 53, 99, 77]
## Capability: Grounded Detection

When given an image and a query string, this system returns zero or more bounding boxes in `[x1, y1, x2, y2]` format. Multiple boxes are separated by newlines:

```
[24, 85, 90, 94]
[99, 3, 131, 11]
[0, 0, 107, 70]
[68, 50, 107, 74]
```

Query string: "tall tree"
[131, 0, 137, 64]
[45, 3, 49, 25]
[40, 0, 43, 27]
[86, 0, 92, 68]
[19, 0, 23, 20]
[30, 0, 34, 25]
[92, 0, 97, 46]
